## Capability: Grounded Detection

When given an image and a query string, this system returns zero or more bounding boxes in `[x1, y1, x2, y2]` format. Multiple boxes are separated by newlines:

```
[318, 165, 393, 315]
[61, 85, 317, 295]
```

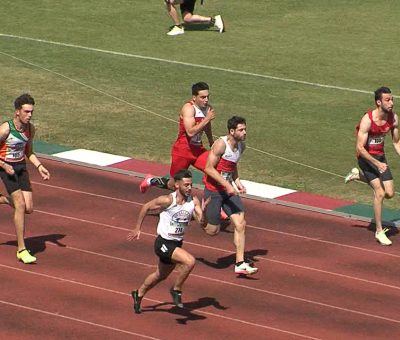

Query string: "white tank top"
[157, 191, 195, 241]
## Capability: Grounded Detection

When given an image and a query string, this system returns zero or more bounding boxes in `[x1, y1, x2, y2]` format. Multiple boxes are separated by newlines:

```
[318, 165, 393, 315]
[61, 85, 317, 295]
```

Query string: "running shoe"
[139, 174, 154, 193]
[214, 15, 225, 33]
[167, 25, 184, 36]
[170, 288, 184, 308]
[131, 290, 142, 314]
[375, 230, 392, 246]
[344, 168, 360, 184]
[16, 249, 36, 264]
[234, 261, 258, 275]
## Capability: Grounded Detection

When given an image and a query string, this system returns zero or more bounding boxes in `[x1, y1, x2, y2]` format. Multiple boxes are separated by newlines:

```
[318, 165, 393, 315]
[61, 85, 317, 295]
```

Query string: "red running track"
[1, 159, 400, 339]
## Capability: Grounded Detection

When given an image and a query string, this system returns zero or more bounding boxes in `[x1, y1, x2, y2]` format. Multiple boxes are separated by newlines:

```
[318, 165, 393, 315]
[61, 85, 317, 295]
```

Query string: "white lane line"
[31, 179, 400, 259]
[0, 265, 320, 340]
[0, 300, 161, 339]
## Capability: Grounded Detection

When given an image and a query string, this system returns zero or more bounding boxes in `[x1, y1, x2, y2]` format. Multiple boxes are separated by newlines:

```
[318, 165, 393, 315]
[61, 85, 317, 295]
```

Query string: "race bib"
[368, 136, 384, 145]
[168, 220, 188, 236]
[221, 171, 233, 182]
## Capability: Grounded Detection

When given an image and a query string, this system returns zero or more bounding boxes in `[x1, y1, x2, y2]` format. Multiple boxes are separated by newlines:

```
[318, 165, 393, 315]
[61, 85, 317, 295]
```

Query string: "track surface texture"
[1, 159, 399, 339]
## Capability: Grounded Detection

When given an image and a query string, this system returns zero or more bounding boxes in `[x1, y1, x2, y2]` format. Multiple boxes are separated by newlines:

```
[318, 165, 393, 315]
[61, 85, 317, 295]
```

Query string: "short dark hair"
[374, 86, 391, 102]
[227, 116, 246, 131]
[192, 82, 209, 96]
[173, 169, 193, 181]
[14, 93, 35, 110]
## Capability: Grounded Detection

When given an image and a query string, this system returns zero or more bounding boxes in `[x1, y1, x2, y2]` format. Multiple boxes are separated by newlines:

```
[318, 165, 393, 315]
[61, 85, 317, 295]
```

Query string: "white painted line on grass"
[0, 32, 385, 96]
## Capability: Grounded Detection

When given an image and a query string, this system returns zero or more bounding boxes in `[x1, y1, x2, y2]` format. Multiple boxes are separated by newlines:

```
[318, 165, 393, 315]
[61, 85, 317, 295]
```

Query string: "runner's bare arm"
[127, 194, 172, 241]
[182, 103, 215, 137]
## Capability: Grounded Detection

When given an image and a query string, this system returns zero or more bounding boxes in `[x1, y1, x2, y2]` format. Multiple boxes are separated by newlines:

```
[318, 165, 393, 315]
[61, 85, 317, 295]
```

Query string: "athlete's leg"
[11, 189, 29, 252]
[382, 179, 395, 199]
[229, 212, 246, 263]
[170, 247, 196, 291]
[165, 0, 183, 26]
[137, 261, 176, 298]
[202, 189, 221, 236]
[369, 178, 386, 233]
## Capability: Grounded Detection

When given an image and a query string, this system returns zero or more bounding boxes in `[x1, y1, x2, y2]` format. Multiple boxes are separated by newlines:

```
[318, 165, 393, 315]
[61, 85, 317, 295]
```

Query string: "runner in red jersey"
[345, 87, 400, 246]
[202, 116, 258, 276]
[140, 82, 214, 192]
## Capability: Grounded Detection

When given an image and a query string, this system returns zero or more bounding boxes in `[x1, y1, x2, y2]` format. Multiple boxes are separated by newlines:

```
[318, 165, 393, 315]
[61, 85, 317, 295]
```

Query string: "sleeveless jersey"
[172, 100, 208, 155]
[204, 136, 244, 192]
[356, 110, 394, 157]
[157, 191, 195, 241]
[0, 119, 31, 163]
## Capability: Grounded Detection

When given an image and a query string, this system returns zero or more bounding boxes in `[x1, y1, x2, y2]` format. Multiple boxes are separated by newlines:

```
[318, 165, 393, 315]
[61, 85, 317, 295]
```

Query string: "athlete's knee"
[385, 189, 395, 199]
[186, 254, 196, 269]
[374, 189, 385, 201]
[183, 13, 193, 23]
[203, 223, 220, 236]
[233, 216, 246, 233]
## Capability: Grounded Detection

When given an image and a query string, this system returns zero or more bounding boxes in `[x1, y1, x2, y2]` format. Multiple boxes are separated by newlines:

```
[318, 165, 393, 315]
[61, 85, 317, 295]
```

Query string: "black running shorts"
[180, 0, 196, 14]
[154, 235, 183, 264]
[358, 154, 393, 183]
[0, 162, 32, 194]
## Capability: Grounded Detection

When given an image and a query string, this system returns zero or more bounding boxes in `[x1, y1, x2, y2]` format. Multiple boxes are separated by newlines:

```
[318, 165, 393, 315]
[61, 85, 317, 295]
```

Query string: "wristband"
[36, 163, 43, 169]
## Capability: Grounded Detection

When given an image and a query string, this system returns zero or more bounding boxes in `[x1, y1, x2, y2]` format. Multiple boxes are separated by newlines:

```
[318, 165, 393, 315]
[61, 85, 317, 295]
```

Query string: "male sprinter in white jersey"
[203, 116, 258, 275]
[0, 94, 50, 264]
[128, 169, 209, 314]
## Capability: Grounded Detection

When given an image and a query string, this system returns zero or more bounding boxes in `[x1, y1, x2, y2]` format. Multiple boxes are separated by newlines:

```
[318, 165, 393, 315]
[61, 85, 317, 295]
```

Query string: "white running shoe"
[235, 261, 258, 275]
[214, 15, 225, 33]
[167, 25, 184, 36]
[344, 168, 360, 184]
[375, 230, 392, 246]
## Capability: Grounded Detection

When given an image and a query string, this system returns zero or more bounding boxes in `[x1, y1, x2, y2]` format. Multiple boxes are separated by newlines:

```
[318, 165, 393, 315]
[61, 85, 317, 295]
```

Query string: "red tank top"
[172, 100, 207, 155]
[204, 136, 244, 192]
[356, 110, 394, 157]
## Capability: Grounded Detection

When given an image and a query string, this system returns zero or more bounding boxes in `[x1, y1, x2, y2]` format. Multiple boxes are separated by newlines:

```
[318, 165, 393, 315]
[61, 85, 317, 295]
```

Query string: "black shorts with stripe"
[154, 235, 183, 264]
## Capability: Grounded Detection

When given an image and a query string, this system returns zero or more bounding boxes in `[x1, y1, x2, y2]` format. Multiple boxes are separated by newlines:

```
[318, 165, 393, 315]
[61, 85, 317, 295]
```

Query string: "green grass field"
[1, 1, 400, 208]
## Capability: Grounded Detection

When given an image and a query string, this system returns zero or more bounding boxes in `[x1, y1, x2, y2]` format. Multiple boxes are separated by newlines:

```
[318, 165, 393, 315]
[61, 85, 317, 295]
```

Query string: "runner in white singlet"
[127, 169, 209, 314]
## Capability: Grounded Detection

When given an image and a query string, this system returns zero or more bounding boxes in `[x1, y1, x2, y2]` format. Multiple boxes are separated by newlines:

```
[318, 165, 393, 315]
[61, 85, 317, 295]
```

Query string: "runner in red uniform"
[140, 82, 214, 192]
[345, 86, 400, 246]
[202, 116, 258, 275]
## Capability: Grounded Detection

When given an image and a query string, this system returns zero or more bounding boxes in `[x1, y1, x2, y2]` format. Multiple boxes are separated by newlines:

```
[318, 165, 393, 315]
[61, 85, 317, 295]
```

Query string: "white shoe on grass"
[214, 15, 225, 33]
[167, 25, 184, 36]
[344, 168, 360, 184]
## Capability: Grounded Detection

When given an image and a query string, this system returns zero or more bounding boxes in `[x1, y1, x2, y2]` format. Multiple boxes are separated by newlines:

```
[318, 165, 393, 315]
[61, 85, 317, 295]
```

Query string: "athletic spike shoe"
[214, 15, 225, 33]
[235, 261, 258, 275]
[131, 290, 142, 314]
[139, 174, 154, 193]
[375, 230, 392, 246]
[344, 168, 360, 184]
[167, 25, 184, 36]
[16, 249, 37, 264]
[170, 288, 184, 308]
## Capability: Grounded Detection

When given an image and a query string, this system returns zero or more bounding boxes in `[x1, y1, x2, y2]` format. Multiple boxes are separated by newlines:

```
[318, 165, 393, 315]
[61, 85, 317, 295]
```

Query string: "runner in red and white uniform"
[128, 169, 209, 314]
[202, 116, 258, 276]
[345, 87, 400, 246]
[0, 93, 50, 264]
[140, 81, 214, 193]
